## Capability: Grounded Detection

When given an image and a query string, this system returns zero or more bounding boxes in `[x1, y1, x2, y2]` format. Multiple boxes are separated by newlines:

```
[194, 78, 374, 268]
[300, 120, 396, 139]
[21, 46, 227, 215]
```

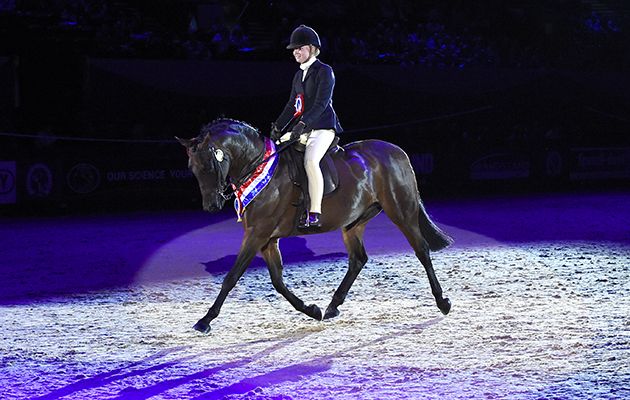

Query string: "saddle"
[284, 136, 342, 216]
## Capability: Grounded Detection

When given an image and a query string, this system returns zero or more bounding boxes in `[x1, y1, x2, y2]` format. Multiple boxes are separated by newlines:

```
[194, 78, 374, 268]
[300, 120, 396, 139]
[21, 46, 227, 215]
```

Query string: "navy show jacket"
[275, 59, 343, 134]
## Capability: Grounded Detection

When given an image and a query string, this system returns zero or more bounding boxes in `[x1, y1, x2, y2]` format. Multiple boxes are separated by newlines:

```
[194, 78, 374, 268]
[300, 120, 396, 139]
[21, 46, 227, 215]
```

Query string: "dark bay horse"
[177, 119, 452, 334]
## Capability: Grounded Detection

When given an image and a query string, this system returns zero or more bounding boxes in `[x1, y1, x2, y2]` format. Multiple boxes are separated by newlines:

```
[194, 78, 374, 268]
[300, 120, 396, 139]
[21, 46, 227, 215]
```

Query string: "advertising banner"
[470, 153, 530, 180]
[0, 161, 16, 204]
[569, 147, 630, 180]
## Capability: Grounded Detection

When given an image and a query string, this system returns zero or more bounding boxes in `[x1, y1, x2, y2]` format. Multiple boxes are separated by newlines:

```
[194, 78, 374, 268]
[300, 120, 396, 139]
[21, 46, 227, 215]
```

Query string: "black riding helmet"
[286, 25, 321, 49]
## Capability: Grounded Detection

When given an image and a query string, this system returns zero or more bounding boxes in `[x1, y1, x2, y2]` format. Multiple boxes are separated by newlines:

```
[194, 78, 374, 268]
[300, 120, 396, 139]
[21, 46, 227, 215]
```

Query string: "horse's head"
[176, 119, 263, 212]
[176, 133, 230, 212]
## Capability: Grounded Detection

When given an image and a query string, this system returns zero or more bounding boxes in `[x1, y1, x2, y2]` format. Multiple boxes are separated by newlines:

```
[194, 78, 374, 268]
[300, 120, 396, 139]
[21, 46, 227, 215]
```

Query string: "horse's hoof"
[323, 306, 340, 320]
[193, 319, 211, 334]
[305, 304, 322, 321]
[437, 297, 451, 315]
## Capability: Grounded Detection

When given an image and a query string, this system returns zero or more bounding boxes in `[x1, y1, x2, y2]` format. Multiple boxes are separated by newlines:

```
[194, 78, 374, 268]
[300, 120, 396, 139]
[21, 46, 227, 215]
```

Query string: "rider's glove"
[270, 123, 281, 141]
[290, 121, 306, 140]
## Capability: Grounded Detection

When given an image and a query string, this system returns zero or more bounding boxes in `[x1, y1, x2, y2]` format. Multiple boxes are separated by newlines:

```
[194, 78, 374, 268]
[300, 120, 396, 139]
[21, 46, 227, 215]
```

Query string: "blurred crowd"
[1, 1, 628, 173]
[1, 0, 627, 70]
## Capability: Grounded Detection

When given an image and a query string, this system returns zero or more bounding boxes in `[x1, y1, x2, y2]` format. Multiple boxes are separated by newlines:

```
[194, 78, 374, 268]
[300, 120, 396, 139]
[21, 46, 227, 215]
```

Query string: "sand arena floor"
[1, 190, 629, 399]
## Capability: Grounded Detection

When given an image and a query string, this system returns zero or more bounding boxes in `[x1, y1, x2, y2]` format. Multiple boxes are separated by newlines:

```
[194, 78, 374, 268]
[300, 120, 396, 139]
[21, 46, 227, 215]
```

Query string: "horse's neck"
[227, 133, 265, 181]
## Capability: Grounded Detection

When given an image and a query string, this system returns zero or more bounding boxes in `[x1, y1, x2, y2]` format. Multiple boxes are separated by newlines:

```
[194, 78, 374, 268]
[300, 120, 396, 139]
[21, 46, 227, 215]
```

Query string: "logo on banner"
[570, 147, 630, 180]
[67, 163, 101, 194]
[27, 163, 53, 197]
[0, 161, 17, 204]
[293, 93, 304, 117]
[470, 153, 530, 180]
[545, 151, 563, 177]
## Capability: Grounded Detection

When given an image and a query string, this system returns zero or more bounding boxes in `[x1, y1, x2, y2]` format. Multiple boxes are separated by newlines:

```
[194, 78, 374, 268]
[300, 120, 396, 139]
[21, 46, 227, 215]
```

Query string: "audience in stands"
[1, 0, 626, 70]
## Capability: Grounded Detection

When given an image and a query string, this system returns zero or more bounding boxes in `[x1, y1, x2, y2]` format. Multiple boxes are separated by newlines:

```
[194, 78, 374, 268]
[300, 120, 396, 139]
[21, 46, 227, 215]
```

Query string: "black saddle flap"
[285, 138, 340, 197]
[321, 151, 338, 195]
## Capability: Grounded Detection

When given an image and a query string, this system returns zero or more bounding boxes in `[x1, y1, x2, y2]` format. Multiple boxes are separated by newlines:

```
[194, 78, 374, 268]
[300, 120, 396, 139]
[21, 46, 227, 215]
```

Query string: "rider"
[271, 24, 343, 228]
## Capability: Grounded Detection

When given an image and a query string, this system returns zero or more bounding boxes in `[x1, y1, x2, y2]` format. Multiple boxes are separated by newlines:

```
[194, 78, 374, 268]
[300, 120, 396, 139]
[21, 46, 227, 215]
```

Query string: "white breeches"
[278, 128, 335, 214]
[303, 129, 335, 213]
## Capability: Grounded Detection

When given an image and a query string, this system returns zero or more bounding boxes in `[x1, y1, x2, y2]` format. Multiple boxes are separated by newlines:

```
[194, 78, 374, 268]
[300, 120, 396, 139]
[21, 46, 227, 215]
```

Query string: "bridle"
[204, 144, 234, 201]
[197, 133, 300, 202]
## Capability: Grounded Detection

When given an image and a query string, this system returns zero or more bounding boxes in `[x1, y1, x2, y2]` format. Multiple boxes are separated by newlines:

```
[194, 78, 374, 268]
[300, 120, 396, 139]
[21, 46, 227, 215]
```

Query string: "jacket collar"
[301, 58, 320, 82]
[300, 56, 318, 71]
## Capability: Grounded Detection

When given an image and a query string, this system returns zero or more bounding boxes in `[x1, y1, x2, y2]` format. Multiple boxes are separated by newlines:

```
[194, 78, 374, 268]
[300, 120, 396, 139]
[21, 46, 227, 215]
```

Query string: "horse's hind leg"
[324, 223, 368, 319]
[385, 206, 451, 315]
[407, 228, 451, 314]
[261, 239, 322, 321]
[411, 234, 451, 315]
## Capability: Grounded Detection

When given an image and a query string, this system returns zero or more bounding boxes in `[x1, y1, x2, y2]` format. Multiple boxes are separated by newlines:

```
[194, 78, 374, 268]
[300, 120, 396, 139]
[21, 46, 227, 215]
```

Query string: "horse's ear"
[199, 133, 212, 149]
[175, 136, 191, 147]
[175, 136, 199, 148]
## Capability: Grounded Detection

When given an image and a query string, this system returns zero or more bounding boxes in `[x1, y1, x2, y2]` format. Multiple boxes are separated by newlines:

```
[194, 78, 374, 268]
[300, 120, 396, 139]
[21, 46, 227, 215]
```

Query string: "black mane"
[199, 118, 260, 140]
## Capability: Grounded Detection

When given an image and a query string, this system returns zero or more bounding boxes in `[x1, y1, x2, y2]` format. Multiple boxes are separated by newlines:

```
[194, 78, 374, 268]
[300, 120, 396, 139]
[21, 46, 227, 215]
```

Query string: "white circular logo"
[27, 163, 53, 197]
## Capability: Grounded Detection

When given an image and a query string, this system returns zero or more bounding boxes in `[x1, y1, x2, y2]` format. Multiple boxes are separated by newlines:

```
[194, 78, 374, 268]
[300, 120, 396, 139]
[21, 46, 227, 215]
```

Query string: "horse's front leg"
[261, 238, 322, 321]
[193, 230, 261, 334]
[324, 223, 368, 319]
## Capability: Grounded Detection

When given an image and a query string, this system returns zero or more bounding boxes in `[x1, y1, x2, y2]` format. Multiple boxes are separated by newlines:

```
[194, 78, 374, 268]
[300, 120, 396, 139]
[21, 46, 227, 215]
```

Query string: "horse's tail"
[418, 200, 453, 251]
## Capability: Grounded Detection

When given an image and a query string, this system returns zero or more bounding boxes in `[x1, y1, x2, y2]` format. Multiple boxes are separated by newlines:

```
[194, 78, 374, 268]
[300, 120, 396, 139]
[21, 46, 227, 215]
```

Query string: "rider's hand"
[270, 123, 281, 141]
[290, 121, 306, 140]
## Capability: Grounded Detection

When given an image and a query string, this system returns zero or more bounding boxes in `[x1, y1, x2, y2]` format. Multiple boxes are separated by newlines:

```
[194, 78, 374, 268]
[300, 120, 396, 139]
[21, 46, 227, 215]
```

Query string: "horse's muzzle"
[203, 204, 220, 213]
[202, 195, 225, 213]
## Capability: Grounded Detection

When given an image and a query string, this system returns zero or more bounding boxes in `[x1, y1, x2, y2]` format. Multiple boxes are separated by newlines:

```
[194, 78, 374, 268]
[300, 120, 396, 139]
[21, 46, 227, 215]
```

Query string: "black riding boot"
[298, 212, 321, 229]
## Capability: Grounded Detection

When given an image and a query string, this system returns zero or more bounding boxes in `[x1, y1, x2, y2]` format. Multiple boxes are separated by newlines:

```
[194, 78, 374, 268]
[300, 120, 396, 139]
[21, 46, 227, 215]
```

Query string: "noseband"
[205, 145, 233, 201]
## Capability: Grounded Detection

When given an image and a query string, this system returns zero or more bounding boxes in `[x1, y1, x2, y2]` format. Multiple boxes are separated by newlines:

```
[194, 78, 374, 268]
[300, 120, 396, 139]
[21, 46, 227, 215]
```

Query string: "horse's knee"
[354, 253, 368, 268]
[346, 235, 368, 266]
[348, 254, 367, 274]
[358, 248, 368, 265]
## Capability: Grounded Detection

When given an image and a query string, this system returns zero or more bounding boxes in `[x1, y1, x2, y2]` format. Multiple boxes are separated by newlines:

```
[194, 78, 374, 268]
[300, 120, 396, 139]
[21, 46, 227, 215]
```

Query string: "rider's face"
[293, 45, 313, 64]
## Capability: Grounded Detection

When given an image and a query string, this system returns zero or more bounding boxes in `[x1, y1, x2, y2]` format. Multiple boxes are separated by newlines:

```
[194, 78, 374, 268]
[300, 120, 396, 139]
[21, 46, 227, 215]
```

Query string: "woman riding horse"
[271, 25, 343, 229]
[178, 119, 452, 334]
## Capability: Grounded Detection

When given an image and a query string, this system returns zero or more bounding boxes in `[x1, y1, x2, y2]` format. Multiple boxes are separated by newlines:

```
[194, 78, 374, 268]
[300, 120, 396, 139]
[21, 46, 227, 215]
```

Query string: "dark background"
[1, 0, 629, 215]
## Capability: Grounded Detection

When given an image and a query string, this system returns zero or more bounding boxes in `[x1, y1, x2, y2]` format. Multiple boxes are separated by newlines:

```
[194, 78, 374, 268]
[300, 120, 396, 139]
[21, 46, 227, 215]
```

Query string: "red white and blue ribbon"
[293, 93, 304, 117]
[232, 137, 278, 222]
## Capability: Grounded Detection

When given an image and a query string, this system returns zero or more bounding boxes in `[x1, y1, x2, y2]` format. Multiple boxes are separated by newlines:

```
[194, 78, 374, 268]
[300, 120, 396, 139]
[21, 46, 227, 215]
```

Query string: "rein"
[207, 136, 300, 201]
